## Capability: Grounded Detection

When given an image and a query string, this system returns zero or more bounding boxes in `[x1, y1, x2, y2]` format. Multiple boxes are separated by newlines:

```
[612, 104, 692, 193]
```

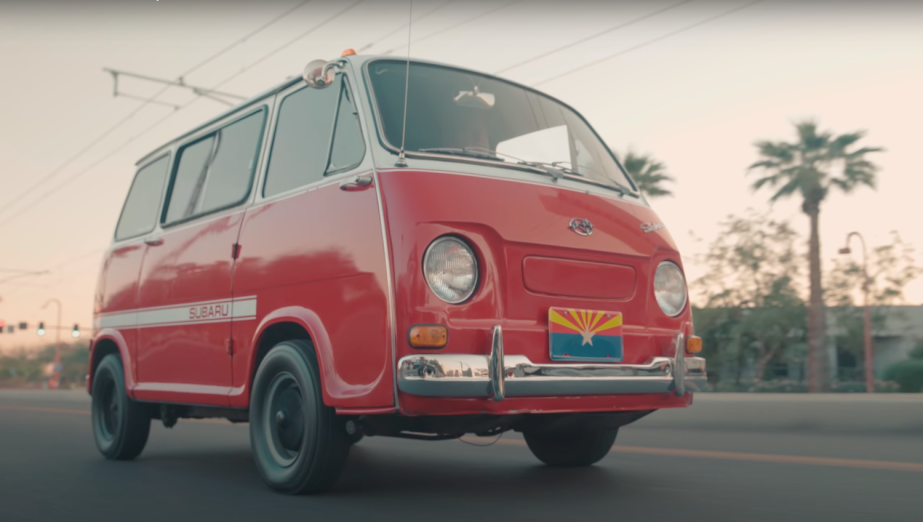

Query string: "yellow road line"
[494, 438, 923, 473]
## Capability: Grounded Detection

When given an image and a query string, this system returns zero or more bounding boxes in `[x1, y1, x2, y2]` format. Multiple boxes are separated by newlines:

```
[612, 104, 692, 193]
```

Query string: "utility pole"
[41, 298, 63, 390]
[839, 232, 874, 393]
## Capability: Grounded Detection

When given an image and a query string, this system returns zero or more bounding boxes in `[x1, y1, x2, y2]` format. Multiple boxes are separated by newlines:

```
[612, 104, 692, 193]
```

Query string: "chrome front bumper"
[397, 326, 706, 400]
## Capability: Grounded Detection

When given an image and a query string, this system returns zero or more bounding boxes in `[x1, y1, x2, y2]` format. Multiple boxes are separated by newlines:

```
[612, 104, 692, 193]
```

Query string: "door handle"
[339, 174, 373, 191]
[144, 237, 164, 247]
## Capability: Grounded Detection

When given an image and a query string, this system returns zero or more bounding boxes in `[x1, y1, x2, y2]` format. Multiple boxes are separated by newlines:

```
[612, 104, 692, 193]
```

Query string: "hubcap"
[264, 372, 305, 466]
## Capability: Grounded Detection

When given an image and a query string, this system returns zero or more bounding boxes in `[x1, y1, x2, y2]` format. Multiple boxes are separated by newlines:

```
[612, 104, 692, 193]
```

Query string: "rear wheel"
[91, 354, 151, 460]
[523, 429, 618, 467]
[250, 340, 350, 494]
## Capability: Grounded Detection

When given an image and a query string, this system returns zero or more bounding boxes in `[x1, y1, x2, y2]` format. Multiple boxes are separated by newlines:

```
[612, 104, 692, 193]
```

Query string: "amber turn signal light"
[409, 325, 448, 348]
[686, 335, 702, 354]
[341, 48, 357, 56]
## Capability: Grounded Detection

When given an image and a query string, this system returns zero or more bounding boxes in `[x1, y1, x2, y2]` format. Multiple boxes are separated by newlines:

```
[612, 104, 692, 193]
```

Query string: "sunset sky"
[1, 0, 921, 349]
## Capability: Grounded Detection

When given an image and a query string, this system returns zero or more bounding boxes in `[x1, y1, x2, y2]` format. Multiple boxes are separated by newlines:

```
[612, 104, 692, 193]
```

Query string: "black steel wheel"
[250, 340, 350, 494]
[523, 429, 618, 467]
[91, 354, 151, 460]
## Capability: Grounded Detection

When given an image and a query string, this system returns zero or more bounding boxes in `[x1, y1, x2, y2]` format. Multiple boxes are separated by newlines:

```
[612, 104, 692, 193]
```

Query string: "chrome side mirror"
[303, 59, 342, 89]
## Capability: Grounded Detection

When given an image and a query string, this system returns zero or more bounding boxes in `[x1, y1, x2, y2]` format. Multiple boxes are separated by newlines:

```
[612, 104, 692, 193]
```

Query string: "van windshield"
[367, 60, 636, 193]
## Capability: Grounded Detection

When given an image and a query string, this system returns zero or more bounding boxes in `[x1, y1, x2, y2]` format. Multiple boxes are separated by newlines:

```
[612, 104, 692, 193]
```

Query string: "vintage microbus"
[89, 51, 705, 494]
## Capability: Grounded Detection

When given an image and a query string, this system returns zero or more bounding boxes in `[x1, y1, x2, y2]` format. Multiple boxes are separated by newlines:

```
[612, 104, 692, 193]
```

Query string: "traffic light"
[5, 326, 11, 334]
[18, 322, 27, 330]
[0, 319, 5, 333]
[71, 324, 80, 338]
[37, 322, 45, 336]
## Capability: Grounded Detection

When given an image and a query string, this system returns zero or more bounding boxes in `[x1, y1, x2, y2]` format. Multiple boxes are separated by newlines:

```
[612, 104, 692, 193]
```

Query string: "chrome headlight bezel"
[422, 236, 479, 304]
[653, 261, 688, 317]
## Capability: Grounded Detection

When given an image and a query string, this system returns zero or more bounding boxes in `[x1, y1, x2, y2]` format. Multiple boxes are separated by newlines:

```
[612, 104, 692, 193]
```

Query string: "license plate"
[549, 307, 624, 362]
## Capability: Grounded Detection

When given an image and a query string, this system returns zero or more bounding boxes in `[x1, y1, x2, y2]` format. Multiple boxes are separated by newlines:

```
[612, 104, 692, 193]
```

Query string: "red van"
[89, 53, 705, 494]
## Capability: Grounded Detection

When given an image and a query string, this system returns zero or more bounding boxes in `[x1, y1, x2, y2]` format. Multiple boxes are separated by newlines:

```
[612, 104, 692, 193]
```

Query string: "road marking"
[494, 438, 923, 473]
[4, 404, 921, 473]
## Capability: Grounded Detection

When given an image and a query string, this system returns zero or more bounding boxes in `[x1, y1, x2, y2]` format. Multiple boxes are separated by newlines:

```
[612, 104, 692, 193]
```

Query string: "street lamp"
[40, 299, 63, 390]
[839, 232, 874, 393]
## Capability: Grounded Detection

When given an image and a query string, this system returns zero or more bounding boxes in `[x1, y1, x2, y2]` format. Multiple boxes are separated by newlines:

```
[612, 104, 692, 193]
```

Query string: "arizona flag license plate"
[549, 307, 624, 362]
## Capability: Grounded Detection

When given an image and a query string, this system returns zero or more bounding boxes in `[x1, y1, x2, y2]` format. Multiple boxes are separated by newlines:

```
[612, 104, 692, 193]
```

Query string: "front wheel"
[250, 340, 350, 494]
[91, 354, 151, 460]
[523, 429, 618, 467]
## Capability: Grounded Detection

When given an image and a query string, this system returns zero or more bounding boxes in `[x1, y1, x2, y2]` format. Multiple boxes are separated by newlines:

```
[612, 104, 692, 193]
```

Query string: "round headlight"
[423, 237, 479, 304]
[653, 261, 687, 317]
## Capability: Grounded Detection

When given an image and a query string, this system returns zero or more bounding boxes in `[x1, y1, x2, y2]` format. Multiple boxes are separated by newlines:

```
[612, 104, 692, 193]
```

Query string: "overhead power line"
[533, 0, 764, 87]
[0, 0, 314, 222]
[357, 0, 455, 52]
[206, 0, 366, 92]
[494, 0, 696, 75]
[0, 0, 366, 233]
[380, 0, 523, 55]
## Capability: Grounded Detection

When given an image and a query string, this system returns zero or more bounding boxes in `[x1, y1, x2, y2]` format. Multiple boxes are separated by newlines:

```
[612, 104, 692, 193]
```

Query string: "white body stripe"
[97, 296, 257, 329]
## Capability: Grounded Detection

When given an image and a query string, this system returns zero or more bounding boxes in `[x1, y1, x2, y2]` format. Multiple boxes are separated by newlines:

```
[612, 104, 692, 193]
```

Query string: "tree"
[693, 211, 807, 384]
[620, 150, 674, 198]
[826, 232, 922, 376]
[748, 120, 882, 391]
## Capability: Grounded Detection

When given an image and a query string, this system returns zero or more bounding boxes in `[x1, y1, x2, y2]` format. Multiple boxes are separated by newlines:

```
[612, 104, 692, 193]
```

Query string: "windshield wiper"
[417, 147, 566, 182]
[418, 147, 504, 162]
[548, 161, 639, 198]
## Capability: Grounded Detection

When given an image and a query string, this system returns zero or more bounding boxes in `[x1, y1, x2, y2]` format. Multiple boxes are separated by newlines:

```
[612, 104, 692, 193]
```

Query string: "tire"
[523, 429, 618, 467]
[91, 354, 151, 460]
[250, 340, 350, 494]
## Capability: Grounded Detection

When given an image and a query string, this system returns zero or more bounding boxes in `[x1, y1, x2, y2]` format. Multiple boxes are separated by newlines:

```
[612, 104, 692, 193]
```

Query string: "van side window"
[263, 81, 340, 197]
[164, 110, 266, 224]
[327, 80, 365, 173]
[114, 155, 170, 240]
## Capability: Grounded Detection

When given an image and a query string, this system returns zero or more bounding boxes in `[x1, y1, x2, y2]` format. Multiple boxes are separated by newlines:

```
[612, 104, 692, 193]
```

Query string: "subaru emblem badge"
[569, 218, 593, 236]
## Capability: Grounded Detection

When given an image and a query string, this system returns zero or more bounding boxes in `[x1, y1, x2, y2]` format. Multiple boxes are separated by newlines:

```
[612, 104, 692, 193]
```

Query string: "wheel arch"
[87, 329, 135, 396]
[245, 306, 385, 408]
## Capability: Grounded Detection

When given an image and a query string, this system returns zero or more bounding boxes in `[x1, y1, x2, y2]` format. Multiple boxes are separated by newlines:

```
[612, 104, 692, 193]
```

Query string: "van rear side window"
[164, 110, 266, 225]
[114, 155, 169, 241]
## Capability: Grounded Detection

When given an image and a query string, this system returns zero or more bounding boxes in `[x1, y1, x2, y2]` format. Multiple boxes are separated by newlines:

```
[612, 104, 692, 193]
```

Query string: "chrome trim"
[673, 332, 685, 397]
[397, 352, 707, 398]
[339, 173, 373, 190]
[489, 325, 505, 401]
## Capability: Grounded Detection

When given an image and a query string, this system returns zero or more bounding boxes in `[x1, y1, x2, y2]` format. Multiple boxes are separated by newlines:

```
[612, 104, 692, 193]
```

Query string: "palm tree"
[620, 150, 674, 198]
[748, 120, 882, 392]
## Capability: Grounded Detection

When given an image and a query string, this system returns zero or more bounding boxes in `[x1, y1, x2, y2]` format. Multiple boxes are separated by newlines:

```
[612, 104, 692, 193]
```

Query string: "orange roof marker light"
[341, 48, 357, 57]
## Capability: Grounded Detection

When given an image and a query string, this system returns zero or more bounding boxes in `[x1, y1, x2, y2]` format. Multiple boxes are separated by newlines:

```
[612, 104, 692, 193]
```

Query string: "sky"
[1, 0, 921, 349]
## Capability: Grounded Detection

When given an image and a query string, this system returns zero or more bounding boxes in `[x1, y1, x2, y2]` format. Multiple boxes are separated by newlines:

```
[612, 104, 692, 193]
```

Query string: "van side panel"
[229, 173, 393, 408]
[93, 242, 147, 388]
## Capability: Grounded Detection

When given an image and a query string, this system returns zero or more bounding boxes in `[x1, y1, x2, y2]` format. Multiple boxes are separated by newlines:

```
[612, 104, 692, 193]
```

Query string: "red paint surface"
[230, 173, 393, 409]
[523, 256, 636, 299]
[93, 242, 146, 386]
[398, 392, 693, 417]
[133, 212, 242, 406]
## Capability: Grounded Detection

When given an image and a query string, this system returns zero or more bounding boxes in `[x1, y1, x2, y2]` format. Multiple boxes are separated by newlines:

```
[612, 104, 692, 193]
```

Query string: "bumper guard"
[397, 326, 706, 400]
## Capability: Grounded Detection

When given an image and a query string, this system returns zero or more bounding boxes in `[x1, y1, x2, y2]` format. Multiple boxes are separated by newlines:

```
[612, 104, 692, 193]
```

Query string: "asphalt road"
[2, 391, 922, 522]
